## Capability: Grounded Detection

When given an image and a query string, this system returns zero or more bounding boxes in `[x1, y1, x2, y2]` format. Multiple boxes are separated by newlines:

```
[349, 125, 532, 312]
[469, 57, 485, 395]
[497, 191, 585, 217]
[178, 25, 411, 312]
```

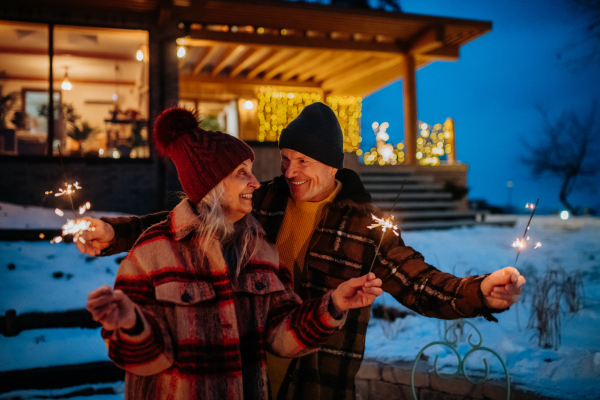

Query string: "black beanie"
[278, 102, 344, 169]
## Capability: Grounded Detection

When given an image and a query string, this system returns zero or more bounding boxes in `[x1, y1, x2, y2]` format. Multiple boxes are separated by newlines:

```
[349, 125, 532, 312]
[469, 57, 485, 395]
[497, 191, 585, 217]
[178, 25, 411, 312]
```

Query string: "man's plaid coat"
[102, 169, 502, 400]
[101, 200, 345, 400]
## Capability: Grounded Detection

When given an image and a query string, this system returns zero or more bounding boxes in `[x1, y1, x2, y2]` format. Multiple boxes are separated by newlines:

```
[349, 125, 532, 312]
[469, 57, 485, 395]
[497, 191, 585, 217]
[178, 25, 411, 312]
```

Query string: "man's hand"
[87, 285, 137, 331]
[481, 267, 526, 309]
[331, 273, 383, 315]
[75, 217, 115, 256]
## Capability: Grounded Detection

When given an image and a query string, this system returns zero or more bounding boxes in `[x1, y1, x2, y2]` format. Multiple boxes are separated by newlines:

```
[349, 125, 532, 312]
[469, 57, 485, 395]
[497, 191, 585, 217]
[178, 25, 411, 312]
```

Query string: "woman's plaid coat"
[102, 200, 346, 400]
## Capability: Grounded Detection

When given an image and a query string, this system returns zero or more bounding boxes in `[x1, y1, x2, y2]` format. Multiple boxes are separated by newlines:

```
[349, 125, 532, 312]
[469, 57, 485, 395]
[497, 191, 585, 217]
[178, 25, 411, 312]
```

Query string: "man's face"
[280, 148, 337, 202]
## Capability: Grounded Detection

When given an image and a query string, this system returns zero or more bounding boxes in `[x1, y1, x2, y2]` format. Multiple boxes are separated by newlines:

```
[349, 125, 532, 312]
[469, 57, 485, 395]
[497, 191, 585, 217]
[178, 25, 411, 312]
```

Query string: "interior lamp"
[242, 100, 254, 110]
[177, 46, 186, 58]
[136, 49, 144, 61]
[62, 67, 72, 91]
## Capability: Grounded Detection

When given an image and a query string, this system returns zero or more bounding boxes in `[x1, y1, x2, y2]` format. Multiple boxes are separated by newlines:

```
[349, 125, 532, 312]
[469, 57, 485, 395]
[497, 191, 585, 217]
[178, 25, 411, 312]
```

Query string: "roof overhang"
[174, 0, 491, 98]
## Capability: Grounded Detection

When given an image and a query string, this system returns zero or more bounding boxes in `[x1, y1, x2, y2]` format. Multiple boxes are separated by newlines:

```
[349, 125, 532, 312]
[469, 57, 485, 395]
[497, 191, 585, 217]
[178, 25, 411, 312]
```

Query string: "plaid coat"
[102, 200, 346, 400]
[101, 169, 502, 400]
[251, 169, 501, 400]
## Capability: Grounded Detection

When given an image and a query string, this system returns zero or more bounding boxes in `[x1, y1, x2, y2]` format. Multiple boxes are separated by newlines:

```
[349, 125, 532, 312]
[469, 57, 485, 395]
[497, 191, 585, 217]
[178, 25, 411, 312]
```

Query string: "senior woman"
[86, 108, 382, 400]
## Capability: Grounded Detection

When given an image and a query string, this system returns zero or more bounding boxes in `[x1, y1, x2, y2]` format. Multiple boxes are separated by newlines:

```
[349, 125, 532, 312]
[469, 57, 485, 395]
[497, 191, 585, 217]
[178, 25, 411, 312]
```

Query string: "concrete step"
[363, 182, 444, 192]
[370, 192, 452, 201]
[392, 210, 478, 222]
[361, 174, 434, 184]
[374, 200, 462, 210]
[399, 219, 478, 231]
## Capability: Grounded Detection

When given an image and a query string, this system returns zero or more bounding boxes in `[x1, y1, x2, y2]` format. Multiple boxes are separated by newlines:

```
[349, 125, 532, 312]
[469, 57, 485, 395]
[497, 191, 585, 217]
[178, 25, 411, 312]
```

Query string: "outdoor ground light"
[560, 210, 569, 220]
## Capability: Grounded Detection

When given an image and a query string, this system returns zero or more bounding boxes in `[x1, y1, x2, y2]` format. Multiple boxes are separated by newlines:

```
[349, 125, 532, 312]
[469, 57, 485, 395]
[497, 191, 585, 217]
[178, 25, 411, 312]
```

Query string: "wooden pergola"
[172, 0, 491, 165]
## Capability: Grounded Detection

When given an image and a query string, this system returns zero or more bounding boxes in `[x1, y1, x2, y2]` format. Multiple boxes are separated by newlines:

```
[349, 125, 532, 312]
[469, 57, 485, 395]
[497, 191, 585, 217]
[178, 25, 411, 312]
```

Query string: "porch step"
[359, 165, 471, 231]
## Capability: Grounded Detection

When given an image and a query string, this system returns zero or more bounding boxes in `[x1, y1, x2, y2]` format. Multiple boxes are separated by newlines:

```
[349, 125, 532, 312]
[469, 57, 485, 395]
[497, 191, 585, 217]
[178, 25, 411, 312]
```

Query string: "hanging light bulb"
[113, 63, 119, 102]
[136, 49, 144, 61]
[177, 45, 186, 59]
[62, 67, 72, 91]
[242, 100, 254, 110]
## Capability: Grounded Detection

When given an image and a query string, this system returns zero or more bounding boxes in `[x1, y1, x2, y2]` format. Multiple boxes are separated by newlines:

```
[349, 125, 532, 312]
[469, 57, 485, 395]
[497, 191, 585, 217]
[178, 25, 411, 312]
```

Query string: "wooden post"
[402, 54, 417, 166]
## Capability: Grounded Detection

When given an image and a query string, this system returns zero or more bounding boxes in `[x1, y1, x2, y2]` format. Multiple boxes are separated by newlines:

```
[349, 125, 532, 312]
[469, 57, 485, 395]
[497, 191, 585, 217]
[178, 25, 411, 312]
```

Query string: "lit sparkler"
[368, 215, 399, 236]
[367, 179, 407, 273]
[55, 208, 64, 217]
[79, 202, 91, 215]
[513, 199, 540, 266]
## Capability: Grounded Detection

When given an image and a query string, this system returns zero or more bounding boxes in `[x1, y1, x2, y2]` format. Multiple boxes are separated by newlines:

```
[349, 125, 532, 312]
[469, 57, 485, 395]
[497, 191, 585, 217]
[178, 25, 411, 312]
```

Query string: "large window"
[0, 21, 149, 158]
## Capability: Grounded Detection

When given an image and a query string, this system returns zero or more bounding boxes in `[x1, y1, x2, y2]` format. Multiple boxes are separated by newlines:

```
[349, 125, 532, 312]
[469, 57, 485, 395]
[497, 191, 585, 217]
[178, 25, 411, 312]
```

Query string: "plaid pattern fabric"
[101, 200, 345, 400]
[252, 170, 499, 400]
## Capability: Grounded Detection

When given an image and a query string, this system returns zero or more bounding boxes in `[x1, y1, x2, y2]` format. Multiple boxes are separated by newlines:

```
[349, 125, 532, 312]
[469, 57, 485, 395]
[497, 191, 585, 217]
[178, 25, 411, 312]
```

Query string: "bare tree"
[521, 104, 600, 214]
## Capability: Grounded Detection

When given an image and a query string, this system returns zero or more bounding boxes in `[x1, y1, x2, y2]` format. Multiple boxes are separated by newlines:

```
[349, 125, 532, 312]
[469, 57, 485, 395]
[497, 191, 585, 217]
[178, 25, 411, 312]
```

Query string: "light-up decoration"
[256, 89, 362, 152]
[363, 122, 404, 165]
[415, 118, 454, 166]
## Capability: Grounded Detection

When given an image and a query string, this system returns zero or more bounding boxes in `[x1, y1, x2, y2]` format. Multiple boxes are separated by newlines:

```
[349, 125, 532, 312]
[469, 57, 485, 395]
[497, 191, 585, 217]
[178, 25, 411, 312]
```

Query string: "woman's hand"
[75, 217, 115, 256]
[87, 285, 137, 331]
[330, 273, 383, 316]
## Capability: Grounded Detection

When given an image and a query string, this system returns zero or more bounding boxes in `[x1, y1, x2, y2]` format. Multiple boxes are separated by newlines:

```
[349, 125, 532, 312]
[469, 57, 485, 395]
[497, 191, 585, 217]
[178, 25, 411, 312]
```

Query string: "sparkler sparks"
[54, 182, 82, 197]
[55, 208, 64, 217]
[534, 242, 542, 249]
[368, 214, 399, 236]
[79, 202, 91, 215]
[513, 199, 540, 266]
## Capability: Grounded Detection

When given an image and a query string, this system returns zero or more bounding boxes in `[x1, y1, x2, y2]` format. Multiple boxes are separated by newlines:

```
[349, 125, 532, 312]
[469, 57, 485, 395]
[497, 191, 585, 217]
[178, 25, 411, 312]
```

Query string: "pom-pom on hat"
[154, 107, 254, 204]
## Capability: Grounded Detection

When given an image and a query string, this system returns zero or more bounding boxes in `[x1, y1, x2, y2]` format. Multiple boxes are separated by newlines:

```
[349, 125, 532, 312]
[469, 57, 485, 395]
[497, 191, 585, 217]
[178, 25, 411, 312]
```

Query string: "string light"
[256, 89, 362, 152]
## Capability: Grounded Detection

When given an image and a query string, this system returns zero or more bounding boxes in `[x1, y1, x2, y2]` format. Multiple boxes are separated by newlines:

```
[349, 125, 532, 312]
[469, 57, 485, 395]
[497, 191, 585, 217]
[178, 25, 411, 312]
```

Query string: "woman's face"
[221, 159, 260, 223]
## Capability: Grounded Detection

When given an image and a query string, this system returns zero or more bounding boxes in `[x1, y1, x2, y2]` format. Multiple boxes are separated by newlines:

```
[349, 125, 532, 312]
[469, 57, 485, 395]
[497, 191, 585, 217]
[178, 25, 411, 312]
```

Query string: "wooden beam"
[408, 25, 445, 54]
[420, 45, 459, 61]
[321, 56, 403, 92]
[5, 74, 136, 86]
[180, 30, 404, 56]
[280, 51, 332, 81]
[179, 74, 321, 89]
[245, 49, 292, 79]
[193, 45, 221, 75]
[297, 52, 357, 82]
[314, 53, 374, 83]
[263, 50, 315, 80]
[0, 46, 136, 62]
[211, 45, 247, 76]
[229, 47, 270, 77]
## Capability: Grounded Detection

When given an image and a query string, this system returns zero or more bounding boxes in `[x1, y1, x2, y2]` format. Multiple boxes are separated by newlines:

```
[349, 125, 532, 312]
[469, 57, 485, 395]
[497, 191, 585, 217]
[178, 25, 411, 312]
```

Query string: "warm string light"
[256, 90, 362, 152]
[362, 118, 453, 166]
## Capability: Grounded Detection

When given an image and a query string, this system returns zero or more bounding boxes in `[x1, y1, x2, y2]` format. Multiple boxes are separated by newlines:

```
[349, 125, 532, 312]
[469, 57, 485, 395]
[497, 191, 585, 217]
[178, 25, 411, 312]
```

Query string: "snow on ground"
[1, 202, 600, 399]
[0, 327, 109, 372]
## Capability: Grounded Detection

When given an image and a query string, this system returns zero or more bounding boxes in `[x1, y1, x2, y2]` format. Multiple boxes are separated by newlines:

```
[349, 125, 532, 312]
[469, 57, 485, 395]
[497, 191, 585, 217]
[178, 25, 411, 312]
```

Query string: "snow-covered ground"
[1, 202, 599, 399]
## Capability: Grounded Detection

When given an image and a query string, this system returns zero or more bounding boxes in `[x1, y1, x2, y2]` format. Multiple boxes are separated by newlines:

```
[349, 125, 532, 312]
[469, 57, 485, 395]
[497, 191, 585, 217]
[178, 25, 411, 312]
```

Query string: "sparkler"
[513, 199, 540, 266]
[45, 146, 93, 244]
[367, 179, 406, 273]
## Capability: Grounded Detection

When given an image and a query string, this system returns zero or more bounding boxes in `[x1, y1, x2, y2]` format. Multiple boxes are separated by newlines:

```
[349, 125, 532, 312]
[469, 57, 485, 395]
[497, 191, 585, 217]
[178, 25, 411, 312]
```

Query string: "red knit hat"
[154, 107, 254, 204]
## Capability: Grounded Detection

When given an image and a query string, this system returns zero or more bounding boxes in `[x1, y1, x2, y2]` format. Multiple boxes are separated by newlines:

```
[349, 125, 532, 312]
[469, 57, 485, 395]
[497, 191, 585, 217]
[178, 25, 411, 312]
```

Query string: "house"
[0, 0, 490, 220]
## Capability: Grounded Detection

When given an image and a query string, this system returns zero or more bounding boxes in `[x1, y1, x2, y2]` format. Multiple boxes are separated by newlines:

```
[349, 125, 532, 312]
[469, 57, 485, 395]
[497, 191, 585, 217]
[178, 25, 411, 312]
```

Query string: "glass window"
[54, 25, 149, 158]
[0, 21, 149, 158]
[0, 21, 50, 156]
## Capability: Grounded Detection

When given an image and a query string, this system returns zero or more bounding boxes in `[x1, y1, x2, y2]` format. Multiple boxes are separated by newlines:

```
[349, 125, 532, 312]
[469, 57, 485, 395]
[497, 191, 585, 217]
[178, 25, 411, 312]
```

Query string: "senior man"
[78, 103, 525, 400]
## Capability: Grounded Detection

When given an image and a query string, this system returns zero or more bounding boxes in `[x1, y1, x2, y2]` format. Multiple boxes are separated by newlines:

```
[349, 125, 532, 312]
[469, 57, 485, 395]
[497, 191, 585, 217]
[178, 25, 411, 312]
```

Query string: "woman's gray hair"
[194, 182, 264, 278]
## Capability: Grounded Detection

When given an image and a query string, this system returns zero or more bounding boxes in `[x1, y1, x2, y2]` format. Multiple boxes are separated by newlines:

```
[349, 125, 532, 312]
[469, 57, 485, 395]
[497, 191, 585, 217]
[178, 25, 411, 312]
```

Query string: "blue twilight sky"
[359, 0, 600, 213]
